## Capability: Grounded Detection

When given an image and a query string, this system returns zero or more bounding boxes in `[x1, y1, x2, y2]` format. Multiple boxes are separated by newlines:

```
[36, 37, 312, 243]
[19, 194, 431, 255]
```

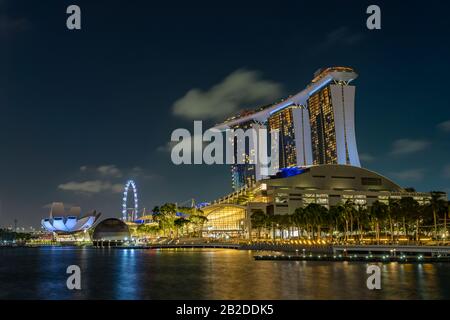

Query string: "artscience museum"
[41, 202, 101, 234]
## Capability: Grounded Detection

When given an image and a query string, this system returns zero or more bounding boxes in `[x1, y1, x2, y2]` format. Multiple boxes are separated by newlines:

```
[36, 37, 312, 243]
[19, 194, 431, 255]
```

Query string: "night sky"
[1, 0, 449, 228]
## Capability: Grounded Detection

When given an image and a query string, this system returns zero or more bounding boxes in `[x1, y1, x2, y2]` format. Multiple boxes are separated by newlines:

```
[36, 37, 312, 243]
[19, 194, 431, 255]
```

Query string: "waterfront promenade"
[111, 240, 450, 258]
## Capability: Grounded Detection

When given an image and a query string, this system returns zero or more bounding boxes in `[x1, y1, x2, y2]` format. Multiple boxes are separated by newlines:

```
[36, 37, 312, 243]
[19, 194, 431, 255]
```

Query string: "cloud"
[359, 153, 374, 162]
[157, 141, 177, 153]
[391, 169, 425, 181]
[78, 164, 155, 181]
[129, 166, 157, 180]
[172, 69, 283, 120]
[390, 139, 430, 155]
[58, 180, 123, 194]
[437, 120, 450, 132]
[42, 203, 75, 209]
[79, 164, 123, 178]
[97, 165, 122, 178]
[312, 26, 364, 53]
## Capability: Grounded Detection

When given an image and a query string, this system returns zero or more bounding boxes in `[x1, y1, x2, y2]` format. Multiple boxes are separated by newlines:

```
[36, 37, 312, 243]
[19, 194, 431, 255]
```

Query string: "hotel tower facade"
[215, 67, 360, 190]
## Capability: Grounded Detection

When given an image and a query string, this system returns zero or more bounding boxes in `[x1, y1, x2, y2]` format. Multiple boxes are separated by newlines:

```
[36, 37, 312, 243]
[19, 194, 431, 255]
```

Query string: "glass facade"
[202, 205, 246, 238]
[268, 106, 298, 169]
[230, 121, 257, 190]
[231, 163, 256, 190]
[308, 86, 338, 165]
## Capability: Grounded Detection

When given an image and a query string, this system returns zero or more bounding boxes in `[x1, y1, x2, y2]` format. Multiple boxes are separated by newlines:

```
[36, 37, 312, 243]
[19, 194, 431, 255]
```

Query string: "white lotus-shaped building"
[41, 202, 101, 233]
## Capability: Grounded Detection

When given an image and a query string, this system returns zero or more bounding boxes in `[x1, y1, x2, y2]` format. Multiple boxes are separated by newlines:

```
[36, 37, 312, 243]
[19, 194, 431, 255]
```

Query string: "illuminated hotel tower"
[214, 67, 361, 188]
[307, 68, 360, 167]
[268, 105, 312, 170]
[229, 120, 257, 190]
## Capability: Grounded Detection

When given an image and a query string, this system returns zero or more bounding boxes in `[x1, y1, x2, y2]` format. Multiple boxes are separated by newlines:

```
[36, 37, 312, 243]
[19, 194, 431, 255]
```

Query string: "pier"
[332, 245, 450, 257]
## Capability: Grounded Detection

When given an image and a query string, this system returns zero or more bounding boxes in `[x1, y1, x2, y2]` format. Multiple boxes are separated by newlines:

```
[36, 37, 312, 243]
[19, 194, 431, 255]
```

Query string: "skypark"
[213, 67, 358, 130]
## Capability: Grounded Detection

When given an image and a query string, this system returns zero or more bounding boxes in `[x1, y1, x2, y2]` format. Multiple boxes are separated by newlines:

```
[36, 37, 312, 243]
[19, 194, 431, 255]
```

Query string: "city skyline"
[1, 0, 450, 228]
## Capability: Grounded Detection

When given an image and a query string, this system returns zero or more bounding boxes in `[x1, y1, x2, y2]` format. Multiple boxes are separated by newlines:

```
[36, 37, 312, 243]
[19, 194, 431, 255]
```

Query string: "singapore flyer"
[122, 180, 138, 222]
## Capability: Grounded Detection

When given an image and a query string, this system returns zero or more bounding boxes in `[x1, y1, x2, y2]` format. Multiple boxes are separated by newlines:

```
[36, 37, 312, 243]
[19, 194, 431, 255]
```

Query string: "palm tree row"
[251, 193, 449, 243]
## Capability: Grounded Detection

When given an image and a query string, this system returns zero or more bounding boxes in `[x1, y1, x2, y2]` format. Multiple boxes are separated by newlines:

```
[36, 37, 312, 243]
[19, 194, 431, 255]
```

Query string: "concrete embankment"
[114, 242, 333, 253]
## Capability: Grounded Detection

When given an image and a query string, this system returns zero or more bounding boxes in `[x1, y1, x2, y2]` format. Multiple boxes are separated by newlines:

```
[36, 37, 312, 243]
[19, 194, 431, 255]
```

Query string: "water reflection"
[0, 247, 449, 299]
[115, 249, 138, 299]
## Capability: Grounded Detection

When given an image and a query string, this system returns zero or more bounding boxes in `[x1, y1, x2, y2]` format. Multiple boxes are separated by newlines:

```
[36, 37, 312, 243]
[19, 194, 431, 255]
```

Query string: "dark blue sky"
[1, 0, 449, 228]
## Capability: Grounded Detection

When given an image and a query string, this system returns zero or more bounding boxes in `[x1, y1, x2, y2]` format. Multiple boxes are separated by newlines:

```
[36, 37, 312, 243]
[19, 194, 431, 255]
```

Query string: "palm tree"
[292, 207, 305, 238]
[388, 198, 401, 241]
[152, 206, 162, 232]
[399, 197, 421, 242]
[329, 204, 345, 242]
[336, 201, 352, 242]
[354, 205, 368, 243]
[266, 214, 277, 240]
[250, 210, 267, 239]
[302, 204, 327, 240]
[370, 201, 388, 244]
[342, 201, 356, 242]
[445, 201, 450, 241]
[324, 205, 339, 242]
[278, 214, 292, 239]
[429, 191, 447, 239]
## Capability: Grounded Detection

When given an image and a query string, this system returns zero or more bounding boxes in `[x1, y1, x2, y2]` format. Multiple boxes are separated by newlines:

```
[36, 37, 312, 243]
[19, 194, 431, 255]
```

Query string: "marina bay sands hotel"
[199, 66, 442, 239]
[214, 66, 361, 190]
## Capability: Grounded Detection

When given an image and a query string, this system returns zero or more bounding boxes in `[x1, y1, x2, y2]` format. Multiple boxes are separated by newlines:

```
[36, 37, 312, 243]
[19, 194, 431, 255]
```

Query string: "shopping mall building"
[201, 164, 439, 239]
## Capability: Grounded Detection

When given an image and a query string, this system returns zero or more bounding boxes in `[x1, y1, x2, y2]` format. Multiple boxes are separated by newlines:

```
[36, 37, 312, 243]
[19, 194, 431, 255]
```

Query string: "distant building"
[92, 218, 131, 246]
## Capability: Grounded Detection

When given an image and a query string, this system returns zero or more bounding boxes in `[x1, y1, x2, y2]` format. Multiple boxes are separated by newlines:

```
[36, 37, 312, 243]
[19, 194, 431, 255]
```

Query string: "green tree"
[189, 214, 208, 237]
[342, 200, 357, 242]
[329, 204, 344, 242]
[399, 197, 421, 242]
[445, 201, 450, 240]
[293, 207, 307, 239]
[278, 214, 292, 239]
[429, 191, 448, 239]
[250, 210, 268, 239]
[370, 201, 388, 243]
[174, 218, 190, 237]
[158, 203, 177, 237]
[388, 198, 401, 241]
[354, 205, 368, 243]
[303, 203, 327, 240]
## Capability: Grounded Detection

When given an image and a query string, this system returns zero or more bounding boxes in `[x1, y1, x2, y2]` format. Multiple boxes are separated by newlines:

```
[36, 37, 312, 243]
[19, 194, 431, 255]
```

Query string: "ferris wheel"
[122, 180, 138, 222]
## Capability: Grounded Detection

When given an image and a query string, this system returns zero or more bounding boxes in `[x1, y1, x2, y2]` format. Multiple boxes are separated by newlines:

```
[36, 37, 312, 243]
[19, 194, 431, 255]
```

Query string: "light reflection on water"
[0, 247, 449, 299]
